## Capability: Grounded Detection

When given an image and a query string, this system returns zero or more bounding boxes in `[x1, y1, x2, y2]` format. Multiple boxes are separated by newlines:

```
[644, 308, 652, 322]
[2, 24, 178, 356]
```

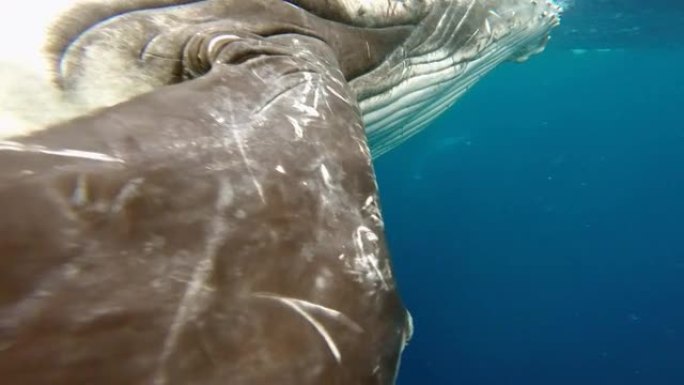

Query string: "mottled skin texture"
[0, 0, 560, 384]
[52, 0, 413, 103]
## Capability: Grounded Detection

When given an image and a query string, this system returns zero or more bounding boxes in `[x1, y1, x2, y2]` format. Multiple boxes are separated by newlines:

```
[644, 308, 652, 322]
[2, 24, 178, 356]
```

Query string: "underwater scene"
[379, 1, 684, 384]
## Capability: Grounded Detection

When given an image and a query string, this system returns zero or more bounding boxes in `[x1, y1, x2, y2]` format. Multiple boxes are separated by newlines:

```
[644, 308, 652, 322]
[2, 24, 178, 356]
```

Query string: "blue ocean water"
[377, 2, 684, 384]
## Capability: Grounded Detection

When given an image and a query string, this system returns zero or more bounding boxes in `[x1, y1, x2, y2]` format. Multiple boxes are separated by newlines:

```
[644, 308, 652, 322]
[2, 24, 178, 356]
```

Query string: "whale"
[0, 1, 562, 384]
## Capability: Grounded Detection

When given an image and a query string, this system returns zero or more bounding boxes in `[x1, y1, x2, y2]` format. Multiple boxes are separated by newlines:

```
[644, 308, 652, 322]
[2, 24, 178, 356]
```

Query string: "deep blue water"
[377, 3, 684, 384]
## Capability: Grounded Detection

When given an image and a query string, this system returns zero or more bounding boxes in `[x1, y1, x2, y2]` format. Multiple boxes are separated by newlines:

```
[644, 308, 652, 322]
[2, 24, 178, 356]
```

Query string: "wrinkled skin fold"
[0, 0, 561, 384]
[0, 34, 408, 385]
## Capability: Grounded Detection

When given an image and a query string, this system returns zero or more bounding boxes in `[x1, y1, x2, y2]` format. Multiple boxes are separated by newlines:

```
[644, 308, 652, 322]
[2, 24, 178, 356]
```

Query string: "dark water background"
[377, 2, 684, 384]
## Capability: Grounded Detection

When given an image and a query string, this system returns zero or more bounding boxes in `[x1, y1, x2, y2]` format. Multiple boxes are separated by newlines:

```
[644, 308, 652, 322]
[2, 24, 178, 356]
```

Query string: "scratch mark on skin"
[254, 79, 309, 115]
[362, 195, 376, 213]
[231, 130, 265, 203]
[362, 195, 383, 226]
[319, 84, 333, 113]
[286, 116, 304, 139]
[298, 72, 315, 104]
[0, 140, 124, 163]
[293, 101, 320, 117]
[276, 298, 341, 363]
[488, 9, 502, 19]
[312, 86, 321, 112]
[352, 226, 390, 290]
[320, 164, 333, 188]
[254, 292, 364, 333]
[324, 84, 348, 103]
[153, 177, 232, 385]
[110, 177, 144, 213]
[71, 174, 89, 206]
[253, 293, 366, 363]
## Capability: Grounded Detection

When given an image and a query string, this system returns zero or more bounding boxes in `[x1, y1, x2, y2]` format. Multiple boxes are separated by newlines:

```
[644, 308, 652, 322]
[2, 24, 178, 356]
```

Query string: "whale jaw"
[353, 0, 563, 158]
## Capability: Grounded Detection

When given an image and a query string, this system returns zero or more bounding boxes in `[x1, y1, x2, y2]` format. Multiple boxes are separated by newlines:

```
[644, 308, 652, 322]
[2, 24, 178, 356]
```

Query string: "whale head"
[0, 1, 562, 158]
[339, 0, 564, 156]
[0, 1, 563, 385]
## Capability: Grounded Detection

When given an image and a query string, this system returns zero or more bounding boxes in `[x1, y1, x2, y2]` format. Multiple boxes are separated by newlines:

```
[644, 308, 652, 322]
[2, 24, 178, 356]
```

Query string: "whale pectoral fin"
[0, 35, 407, 385]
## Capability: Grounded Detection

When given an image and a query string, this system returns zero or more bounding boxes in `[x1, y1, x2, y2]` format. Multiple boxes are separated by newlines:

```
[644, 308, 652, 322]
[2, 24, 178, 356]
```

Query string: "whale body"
[0, 1, 562, 384]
